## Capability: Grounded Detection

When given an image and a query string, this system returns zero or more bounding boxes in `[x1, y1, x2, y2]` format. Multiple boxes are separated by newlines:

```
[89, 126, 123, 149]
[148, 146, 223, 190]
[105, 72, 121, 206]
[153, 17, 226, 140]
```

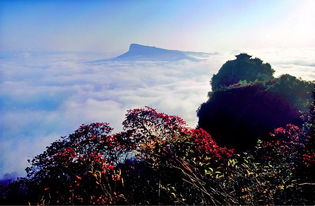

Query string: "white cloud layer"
[0, 49, 314, 177]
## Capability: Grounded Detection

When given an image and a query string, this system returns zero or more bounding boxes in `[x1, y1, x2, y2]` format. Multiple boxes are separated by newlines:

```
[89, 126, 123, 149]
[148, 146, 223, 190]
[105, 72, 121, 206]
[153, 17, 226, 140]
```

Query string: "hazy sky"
[1, 0, 314, 53]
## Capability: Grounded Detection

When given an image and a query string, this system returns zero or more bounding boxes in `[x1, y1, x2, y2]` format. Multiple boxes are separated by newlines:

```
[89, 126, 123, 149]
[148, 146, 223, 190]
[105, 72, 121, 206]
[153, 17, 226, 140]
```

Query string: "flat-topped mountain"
[92, 44, 211, 62]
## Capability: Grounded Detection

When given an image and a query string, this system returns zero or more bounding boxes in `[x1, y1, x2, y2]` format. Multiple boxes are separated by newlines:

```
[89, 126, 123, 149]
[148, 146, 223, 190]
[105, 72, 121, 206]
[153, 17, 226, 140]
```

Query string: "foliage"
[1, 107, 314, 205]
[122, 107, 235, 204]
[211, 53, 274, 91]
[199, 54, 314, 151]
[197, 84, 302, 150]
[267, 74, 314, 113]
[24, 122, 127, 204]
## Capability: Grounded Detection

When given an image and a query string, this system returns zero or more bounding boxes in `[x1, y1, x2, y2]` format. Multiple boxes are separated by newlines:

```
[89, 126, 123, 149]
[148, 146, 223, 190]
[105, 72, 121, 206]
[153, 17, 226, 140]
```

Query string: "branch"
[298, 182, 315, 186]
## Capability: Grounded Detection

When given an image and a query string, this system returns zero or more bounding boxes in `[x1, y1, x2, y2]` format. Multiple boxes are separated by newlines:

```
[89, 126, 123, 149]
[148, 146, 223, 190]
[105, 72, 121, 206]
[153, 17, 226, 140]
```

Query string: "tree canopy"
[197, 85, 303, 150]
[198, 53, 314, 151]
[268, 74, 314, 113]
[211, 53, 275, 91]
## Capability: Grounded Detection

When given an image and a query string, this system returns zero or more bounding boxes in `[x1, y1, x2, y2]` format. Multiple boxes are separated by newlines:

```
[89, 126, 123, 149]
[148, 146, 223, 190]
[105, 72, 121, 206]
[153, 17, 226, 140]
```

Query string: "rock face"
[110, 44, 210, 61]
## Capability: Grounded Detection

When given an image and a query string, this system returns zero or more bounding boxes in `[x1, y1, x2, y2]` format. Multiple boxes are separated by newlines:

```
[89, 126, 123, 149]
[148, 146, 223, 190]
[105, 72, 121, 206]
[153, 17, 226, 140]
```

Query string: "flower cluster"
[302, 152, 315, 167]
[19, 107, 314, 205]
[189, 128, 234, 158]
[257, 124, 304, 160]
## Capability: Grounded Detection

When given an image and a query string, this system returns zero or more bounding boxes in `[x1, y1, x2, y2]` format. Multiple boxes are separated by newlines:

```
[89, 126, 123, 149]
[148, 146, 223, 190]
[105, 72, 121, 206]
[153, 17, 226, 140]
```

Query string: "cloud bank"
[0, 49, 314, 176]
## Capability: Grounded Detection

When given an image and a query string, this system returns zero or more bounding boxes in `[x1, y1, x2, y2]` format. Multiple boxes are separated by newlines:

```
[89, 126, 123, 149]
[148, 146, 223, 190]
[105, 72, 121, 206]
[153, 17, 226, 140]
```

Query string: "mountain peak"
[126, 43, 166, 54]
[129, 43, 152, 50]
[113, 44, 210, 61]
[91, 44, 212, 63]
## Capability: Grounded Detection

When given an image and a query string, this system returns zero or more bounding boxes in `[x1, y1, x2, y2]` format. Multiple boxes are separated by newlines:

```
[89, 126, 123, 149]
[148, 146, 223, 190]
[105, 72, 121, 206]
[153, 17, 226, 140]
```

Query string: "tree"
[268, 74, 314, 113]
[211, 53, 274, 91]
[197, 84, 302, 150]
[199, 54, 314, 151]
[25, 122, 127, 204]
[122, 107, 235, 204]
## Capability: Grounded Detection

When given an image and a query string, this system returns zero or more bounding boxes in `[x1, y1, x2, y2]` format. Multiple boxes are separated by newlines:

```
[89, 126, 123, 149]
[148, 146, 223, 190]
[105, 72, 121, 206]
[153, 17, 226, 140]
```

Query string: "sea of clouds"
[0, 48, 314, 177]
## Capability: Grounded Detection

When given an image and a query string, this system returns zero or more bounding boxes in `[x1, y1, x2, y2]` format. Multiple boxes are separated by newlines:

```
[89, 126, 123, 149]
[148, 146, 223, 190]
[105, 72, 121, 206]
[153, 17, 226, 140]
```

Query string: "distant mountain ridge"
[91, 44, 212, 63]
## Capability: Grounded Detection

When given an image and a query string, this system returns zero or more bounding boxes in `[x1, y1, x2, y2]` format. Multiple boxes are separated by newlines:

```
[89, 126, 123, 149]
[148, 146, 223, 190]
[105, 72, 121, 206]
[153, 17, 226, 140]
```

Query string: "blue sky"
[1, 0, 314, 53]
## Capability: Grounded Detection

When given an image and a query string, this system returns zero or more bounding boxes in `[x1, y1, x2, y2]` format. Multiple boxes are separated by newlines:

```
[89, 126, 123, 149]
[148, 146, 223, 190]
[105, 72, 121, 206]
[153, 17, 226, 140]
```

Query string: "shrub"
[1, 107, 314, 205]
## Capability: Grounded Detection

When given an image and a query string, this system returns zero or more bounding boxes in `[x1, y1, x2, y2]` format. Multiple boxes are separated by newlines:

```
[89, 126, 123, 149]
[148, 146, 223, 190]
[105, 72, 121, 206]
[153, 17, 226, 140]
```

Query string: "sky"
[1, 0, 315, 53]
[0, 0, 314, 178]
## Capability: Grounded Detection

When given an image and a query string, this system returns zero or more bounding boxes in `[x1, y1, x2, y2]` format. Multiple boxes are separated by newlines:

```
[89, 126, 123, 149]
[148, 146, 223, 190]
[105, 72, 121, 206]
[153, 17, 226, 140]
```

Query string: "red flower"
[108, 164, 115, 170]
[75, 175, 82, 180]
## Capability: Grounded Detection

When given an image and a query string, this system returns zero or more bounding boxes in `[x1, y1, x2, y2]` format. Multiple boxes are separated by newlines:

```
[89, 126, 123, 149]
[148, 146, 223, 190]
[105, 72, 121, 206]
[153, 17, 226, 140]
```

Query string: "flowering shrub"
[18, 107, 237, 205]
[303, 152, 315, 167]
[121, 107, 236, 204]
[25, 122, 126, 205]
[1, 107, 314, 205]
[122, 106, 233, 160]
[256, 124, 305, 161]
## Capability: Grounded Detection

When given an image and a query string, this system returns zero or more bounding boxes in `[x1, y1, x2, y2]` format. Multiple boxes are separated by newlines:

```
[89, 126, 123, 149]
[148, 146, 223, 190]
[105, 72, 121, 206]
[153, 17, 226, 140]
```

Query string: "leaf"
[277, 185, 285, 190]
